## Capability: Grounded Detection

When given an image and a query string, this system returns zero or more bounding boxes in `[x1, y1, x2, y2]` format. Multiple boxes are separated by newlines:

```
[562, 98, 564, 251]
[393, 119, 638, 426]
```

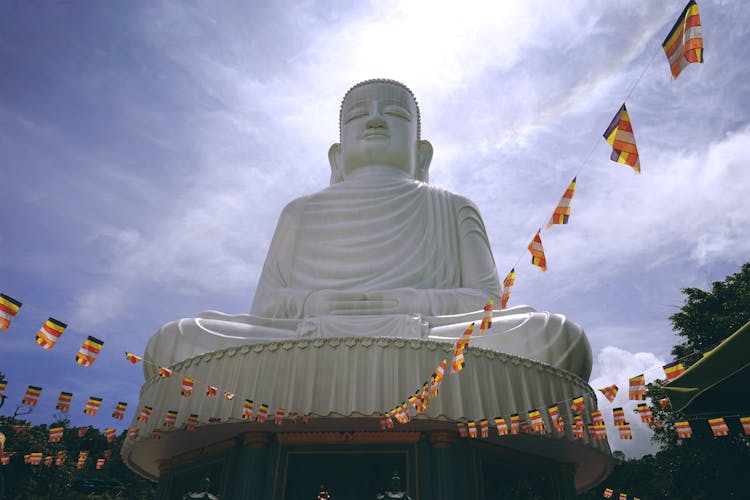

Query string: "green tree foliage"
[0, 413, 155, 499]
[670, 262, 750, 363]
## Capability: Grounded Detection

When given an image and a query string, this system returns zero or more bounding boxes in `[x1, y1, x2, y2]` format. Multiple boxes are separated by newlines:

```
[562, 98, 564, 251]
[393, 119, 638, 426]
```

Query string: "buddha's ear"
[415, 140, 433, 183]
[328, 143, 344, 185]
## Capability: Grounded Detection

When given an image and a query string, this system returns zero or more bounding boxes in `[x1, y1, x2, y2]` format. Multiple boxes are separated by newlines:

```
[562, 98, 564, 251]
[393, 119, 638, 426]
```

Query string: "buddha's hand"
[302, 289, 418, 316]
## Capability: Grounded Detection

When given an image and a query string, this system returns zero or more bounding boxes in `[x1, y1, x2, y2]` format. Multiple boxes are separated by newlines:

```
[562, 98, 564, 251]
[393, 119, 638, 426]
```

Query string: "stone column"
[226, 432, 273, 499]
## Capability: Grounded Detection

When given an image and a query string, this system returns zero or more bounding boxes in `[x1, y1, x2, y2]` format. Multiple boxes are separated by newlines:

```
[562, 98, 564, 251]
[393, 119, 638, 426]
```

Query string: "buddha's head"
[329, 79, 433, 184]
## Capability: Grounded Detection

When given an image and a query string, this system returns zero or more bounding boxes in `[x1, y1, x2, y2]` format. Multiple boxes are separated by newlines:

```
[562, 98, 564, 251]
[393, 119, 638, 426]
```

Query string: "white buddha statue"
[144, 79, 592, 380]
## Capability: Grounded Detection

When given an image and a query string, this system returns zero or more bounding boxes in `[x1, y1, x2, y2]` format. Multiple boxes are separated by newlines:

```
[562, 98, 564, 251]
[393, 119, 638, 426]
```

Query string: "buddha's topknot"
[339, 79, 421, 140]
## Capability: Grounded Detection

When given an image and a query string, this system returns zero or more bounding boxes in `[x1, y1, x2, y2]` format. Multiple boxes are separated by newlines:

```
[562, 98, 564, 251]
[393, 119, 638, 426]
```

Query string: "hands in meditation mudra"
[144, 79, 592, 381]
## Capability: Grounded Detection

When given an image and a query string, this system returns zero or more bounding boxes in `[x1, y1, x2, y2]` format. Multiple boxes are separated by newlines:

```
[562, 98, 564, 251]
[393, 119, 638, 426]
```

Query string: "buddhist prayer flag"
[675, 420, 692, 439]
[181, 377, 194, 397]
[150, 430, 162, 440]
[128, 427, 139, 440]
[662, 0, 704, 79]
[158, 367, 172, 378]
[77, 426, 90, 438]
[48, 427, 64, 442]
[84, 396, 103, 415]
[451, 323, 474, 373]
[431, 359, 447, 397]
[380, 414, 389, 430]
[571, 396, 585, 415]
[45, 455, 54, 467]
[658, 397, 671, 410]
[75, 336, 104, 367]
[125, 352, 143, 364]
[242, 399, 255, 420]
[206, 385, 218, 397]
[618, 423, 632, 440]
[619, 493, 627, 500]
[603, 104, 640, 173]
[573, 415, 584, 438]
[185, 413, 199, 430]
[96, 458, 105, 470]
[457, 422, 468, 438]
[137, 405, 152, 423]
[590, 424, 607, 439]
[257, 403, 269, 423]
[548, 405, 565, 432]
[527, 231, 547, 271]
[613, 407, 627, 426]
[628, 374, 646, 400]
[1, 452, 14, 465]
[35, 317, 67, 350]
[546, 177, 577, 228]
[56, 391, 73, 412]
[495, 417, 508, 436]
[224, 391, 235, 400]
[500, 268, 516, 309]
[604, 488, 614, 499]
[510, 414, 520, 435]
[55, 451, 66, 466]
[741, 416, 750, 436]
[467, 421, 478, 438]
[275, 408, 286, 425]
[112, 401, 128, 420]
[709, 417, 729, 437]
[164, 410, 178, 428]
[480, 419, 490, 438]
[11, 425, 32, 432]
[591, 410, 604, 426]
[0, 381, 6, 398]
[636, 403, 652, 424]
[0, 293, 22, 331]
[529, 409, 545, 433]
[520, 420, 534, 434]
[22, 385, 42, 406]
[662, 360, 686, 381]
[105, 428, 116, 442]
[599, 384, 618, 403]
[77, 451, 88, 467]
[29, 452, 43, 465]
[480, 300, 493, 333]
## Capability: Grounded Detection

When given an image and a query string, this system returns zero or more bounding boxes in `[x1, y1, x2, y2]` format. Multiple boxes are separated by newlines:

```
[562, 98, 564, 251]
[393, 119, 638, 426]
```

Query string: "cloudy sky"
[1, 0, 747, 457]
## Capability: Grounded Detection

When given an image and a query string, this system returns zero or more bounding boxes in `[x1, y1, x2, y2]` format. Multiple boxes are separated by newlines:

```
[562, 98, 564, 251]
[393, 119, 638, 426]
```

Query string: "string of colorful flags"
[498, 0, 704, 309]
[603, 487, 642, 500]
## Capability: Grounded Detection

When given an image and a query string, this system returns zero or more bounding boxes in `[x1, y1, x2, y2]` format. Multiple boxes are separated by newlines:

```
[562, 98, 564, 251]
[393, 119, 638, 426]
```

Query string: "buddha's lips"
[362, 129, 389, 139]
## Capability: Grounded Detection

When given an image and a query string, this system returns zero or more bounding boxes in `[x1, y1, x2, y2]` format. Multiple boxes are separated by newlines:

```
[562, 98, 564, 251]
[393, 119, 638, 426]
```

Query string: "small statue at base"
[376, 471, 413, 500]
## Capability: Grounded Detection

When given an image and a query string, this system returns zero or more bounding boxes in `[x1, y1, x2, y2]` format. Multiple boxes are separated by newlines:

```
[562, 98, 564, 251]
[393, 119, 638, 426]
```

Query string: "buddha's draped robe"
[144, 173, 592, 380]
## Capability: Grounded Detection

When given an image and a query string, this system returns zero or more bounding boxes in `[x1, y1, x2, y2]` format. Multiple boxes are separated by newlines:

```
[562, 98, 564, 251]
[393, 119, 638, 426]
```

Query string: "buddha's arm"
[250, 197, 312, 318]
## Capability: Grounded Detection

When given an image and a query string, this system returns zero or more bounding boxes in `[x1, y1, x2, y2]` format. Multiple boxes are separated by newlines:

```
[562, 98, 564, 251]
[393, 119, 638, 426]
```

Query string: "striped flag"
[573, 415, 584, 438]
[75, 336, 104, 367]
[628, 374, 646, 400]
[709, 417, 729, 437]
[128, 427, 139, 440]
[619, 493, 627, 500]
[571, 396, 585, 415]
[206, 385, 218, 397]
[77, 451, 88, 469]
[181, 377, 194, 397]
[35, 317, 67, 350]
[158, 367, 172, 378]
[185, 413, 199, 430]
[604, 488, 613, 499]
[96, 458, 105, 470]
[0, 293, 22, 331]
[29, 452, 43, 465]
[480, 300, 493, 333]
[45, 455, 54, 467]
[457, 422, 468, 438]
[591, 410, 604, 426]
[150, 429, 162, 440]
[242, 399, 254, 420]
[164, 410, 178, 428]
[48, 427, 64, 442]
[546, 177, 577, 228]
[11, 425, 31, 432]
[105, 428, 116, 442]
[0, 381, 6, 398]
[675, 420, 692, 439]
[613, 407, 627, 426]
[658, 397, 671, 410]
[618, 423, 632, 440]
[500, 268, 516, 309]
[137, 405, 152, 423]
[431, 359, 447, 397]
[275, 408, 286, 425]
[662, 361, 686, 381]
[599, 384, 618, 403]
[509, 414, 520, 435]
[636, 403, 652, 424]
[112, 401, 128, 420]
[548, 405, 565, 432]
[467, 421, 478, 438]
[83, 397, 103, 416]
[125, 352, 143, 364]
[451, 323, 474, 373]
[257, 403, 269, 423]
[480, 419, 490, 438]
[77, 426, 90, 438]
[56, 391, 73, 412]
[741, 416, 750, 436]
[528, 409, 545, 433]
[527, 231, 547, 271]
[662, 1, 703, 79]
[495, 417, 508, 436]
[55, 451, 66, 466]
[224, 391, 235, 401]
[603, 104, 640, 173]
[22, 385, 42, 406]
[590, 424, 607, 440]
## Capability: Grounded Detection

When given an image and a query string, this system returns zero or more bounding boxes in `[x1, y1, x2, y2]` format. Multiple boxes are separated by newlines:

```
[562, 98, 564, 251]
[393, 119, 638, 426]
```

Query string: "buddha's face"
[340, 82, 418, 178]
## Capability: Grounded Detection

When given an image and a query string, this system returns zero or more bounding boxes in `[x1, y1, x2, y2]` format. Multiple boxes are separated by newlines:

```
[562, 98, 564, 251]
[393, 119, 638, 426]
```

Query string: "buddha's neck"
[344, 165, 412, 181]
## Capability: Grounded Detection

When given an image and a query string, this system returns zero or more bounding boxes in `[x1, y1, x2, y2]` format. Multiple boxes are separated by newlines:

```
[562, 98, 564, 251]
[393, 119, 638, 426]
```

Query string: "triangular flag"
[527, 231, 547, 271]
[662, 0, 704, 79]
[603, 104, 640, 173]
[546, 177, 577, 228]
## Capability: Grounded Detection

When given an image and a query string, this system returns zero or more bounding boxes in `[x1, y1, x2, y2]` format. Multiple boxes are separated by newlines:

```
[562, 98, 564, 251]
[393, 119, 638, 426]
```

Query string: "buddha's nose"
[365, 113, 387, 129]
